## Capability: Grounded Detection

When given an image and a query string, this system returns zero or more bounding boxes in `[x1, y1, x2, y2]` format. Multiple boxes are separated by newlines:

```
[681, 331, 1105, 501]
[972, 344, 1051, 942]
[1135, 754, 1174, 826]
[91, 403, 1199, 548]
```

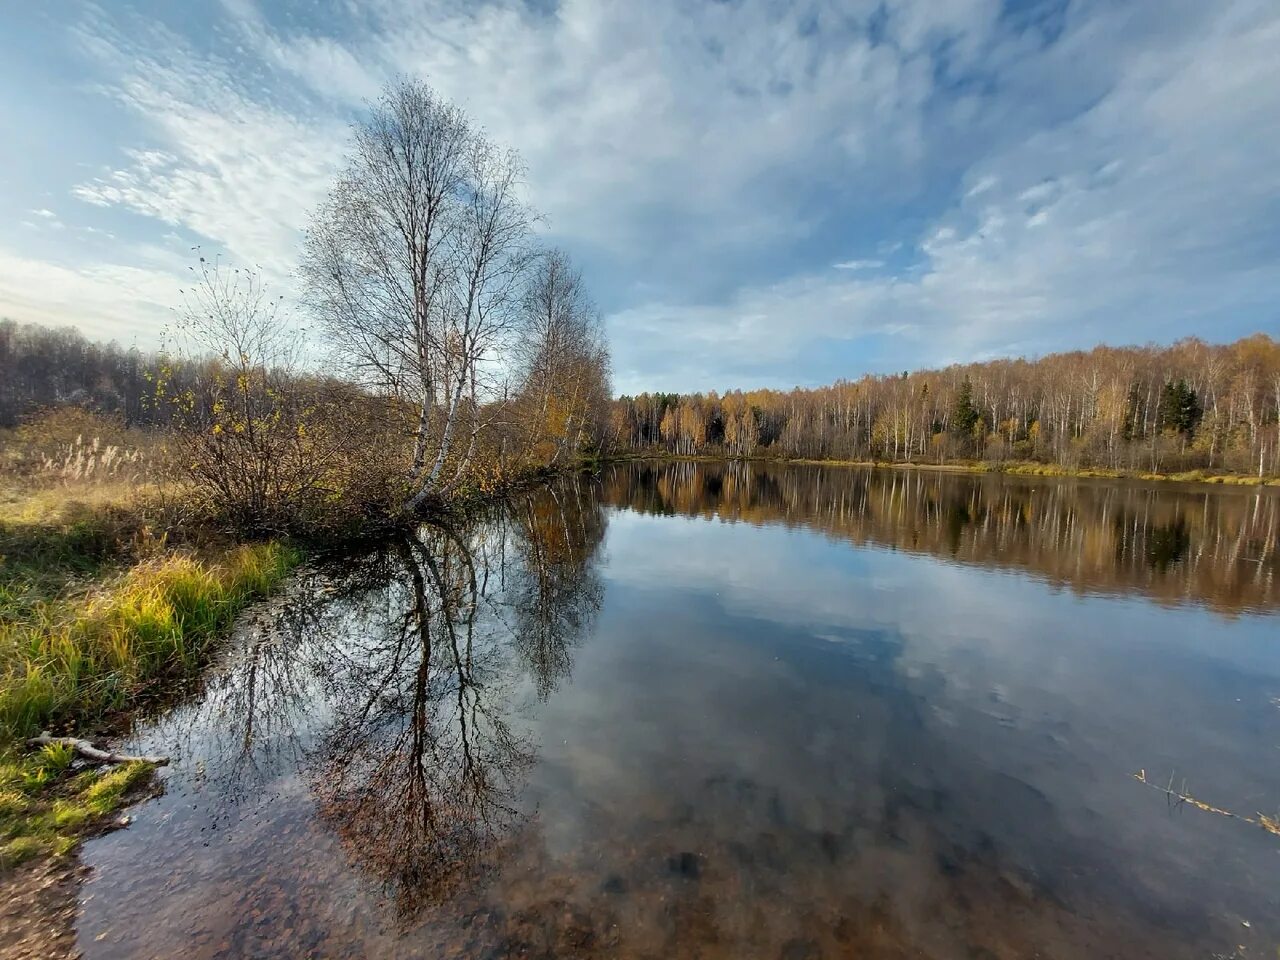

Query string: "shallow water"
[77, 462, 1280, 959]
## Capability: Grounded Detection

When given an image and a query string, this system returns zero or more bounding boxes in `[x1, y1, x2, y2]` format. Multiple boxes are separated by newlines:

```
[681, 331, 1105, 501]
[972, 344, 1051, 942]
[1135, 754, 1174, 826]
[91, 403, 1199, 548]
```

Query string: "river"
[75, 461, 1280, 958]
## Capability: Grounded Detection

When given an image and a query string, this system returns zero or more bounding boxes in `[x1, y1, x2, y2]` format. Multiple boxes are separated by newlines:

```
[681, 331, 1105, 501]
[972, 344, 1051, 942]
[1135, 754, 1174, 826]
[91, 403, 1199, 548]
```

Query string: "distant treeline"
[0, 319, 160, 428]
[0, 317, 364, 429]
[610, 335, 1280, 476]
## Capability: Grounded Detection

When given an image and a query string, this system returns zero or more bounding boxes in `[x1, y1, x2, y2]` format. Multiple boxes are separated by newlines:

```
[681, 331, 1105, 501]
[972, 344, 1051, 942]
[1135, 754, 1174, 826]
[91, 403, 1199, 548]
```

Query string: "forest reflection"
[148, 478, 606, 920]
[602, 459, 1279, 614]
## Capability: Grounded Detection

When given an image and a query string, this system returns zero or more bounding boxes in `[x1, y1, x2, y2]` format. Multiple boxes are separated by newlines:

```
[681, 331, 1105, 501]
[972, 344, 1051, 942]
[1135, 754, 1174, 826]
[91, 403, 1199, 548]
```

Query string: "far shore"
[612, 453, 1279, 488]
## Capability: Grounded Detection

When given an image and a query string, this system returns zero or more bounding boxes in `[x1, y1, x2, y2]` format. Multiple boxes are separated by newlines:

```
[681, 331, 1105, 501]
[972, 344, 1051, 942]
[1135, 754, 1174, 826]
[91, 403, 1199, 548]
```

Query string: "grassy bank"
[0, 746, 154, 868]
[0, 477, 301, 868]
[0, 541, 299, 739]
[622, 452, 1278, 486]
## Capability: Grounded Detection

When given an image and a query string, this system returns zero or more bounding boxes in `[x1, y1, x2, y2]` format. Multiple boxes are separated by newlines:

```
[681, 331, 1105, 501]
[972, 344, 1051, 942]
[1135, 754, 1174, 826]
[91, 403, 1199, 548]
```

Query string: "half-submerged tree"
[301, 79, 536, 510]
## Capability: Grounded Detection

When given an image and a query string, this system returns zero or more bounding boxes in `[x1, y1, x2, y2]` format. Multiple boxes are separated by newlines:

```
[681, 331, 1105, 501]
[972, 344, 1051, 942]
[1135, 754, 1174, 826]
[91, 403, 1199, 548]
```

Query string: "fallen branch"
[1134, 769, 1279, 836]
[27, 732, 169, 767]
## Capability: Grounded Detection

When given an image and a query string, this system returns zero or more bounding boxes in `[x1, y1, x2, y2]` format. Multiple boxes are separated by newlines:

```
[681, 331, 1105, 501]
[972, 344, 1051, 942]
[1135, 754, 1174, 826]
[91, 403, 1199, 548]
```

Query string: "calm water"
[77, 462, 1280, 959]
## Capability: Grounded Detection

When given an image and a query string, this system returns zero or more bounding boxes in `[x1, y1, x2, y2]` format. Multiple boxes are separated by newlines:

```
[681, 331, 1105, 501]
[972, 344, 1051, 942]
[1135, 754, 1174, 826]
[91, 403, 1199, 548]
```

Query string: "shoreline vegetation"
[615, 452, 1279, 486]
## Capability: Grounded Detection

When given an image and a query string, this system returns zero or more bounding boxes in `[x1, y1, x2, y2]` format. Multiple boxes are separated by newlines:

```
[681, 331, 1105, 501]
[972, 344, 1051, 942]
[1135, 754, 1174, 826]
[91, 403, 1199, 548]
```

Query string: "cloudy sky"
[1, 0, 1278, 393]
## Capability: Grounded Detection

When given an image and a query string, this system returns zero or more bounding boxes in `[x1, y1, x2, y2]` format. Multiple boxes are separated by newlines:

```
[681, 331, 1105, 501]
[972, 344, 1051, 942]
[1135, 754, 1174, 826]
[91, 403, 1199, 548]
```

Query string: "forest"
[609, 334, 1280, 478]
[8, 322, 1279, 488]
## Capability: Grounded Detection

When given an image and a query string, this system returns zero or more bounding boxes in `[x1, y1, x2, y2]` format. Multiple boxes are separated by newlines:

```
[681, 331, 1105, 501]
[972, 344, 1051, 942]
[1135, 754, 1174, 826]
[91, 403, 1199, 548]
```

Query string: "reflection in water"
[74, 464, 1280, 959]
[311, 528, 533, 919]
[314, 487, 606, 917]
[604, 459, 1279, 613]
[101, 480, 605, 938]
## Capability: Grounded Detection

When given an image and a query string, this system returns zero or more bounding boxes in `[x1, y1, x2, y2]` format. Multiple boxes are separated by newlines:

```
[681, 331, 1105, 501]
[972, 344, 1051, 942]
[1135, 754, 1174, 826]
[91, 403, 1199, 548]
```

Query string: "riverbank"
[0, 479, 302, 872]
[616, 452, 1278, 487]
[0, 457, 593, 959]
[0, 452, 595, 876]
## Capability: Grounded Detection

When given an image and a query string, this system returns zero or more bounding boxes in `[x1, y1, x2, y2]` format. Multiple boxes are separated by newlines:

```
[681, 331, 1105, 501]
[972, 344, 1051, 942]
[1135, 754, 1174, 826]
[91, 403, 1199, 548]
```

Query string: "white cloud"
[69, 12, 343, 279]
[0, 248, 178, 342]
[0, 0, 1276, 379]
[605, 0, 1280, 389]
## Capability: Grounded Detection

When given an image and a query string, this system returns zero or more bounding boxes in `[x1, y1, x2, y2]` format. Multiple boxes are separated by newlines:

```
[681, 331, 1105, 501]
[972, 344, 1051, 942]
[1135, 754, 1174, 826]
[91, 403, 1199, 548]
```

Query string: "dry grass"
[0, 477, 169, 627]
[1, 409, 163, 484]
[35, 435, 145, 485]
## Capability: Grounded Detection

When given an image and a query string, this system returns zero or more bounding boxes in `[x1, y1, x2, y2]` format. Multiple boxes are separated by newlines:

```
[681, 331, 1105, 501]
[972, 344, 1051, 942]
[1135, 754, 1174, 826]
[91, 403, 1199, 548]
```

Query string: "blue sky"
[1, 0, 1278, 394]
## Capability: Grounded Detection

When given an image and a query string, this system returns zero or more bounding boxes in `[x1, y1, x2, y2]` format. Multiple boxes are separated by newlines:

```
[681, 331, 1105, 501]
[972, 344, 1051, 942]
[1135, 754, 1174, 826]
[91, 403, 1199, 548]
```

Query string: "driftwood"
[27, 732, 169, 766]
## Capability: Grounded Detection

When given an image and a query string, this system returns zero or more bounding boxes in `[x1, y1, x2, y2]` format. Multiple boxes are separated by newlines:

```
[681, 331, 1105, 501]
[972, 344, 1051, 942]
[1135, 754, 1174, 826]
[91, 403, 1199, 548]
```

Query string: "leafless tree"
[301, 79, 536, 509]
[515, 248, 612, 465]
[169, 255, 327, 528]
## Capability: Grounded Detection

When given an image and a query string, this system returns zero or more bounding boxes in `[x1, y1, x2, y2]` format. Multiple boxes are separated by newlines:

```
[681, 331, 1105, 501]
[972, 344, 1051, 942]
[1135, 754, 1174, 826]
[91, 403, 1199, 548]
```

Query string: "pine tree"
[1158, 379, 1202, 435]
[951, 376, 981, 436]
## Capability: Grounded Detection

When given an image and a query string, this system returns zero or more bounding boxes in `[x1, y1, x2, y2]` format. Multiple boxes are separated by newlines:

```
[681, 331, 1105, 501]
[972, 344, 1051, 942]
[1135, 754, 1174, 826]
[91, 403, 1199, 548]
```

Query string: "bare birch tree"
[301, 79, 535, 509]
[515, 248, 611, 466]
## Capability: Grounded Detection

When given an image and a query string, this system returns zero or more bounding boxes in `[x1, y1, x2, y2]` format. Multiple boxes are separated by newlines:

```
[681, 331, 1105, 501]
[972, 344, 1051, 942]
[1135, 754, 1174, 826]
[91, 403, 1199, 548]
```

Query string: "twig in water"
[1133, 769, 1280, 837]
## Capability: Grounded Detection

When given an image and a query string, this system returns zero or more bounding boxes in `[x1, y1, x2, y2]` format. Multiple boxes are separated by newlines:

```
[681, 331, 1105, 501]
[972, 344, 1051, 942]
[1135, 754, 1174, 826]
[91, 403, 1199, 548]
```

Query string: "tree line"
[610, 335, 1280, 476]
[0, 319, 157, 428]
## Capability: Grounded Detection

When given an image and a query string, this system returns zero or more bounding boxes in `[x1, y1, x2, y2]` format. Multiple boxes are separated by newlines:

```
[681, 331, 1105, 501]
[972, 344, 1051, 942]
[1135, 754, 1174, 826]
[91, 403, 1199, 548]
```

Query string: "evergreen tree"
[1158, 379, 1202, 435]
[951, 376, 981, 435]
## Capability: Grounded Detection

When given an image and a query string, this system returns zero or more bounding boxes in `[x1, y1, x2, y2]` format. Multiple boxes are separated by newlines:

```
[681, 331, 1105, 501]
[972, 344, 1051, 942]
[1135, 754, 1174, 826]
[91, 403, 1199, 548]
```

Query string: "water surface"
[77, 462, 1280, 958]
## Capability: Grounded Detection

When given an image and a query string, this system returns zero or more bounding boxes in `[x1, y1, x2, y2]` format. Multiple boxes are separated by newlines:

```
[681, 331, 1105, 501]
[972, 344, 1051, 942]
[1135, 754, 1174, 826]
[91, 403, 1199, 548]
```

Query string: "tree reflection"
[605, 460, 1280, 614]
[507, 479, 607, 700]
[306, 521, 534, 917]
[141, 484, 606, 918]
[133, 582, 331, 806]
[307, 495, 605, 917]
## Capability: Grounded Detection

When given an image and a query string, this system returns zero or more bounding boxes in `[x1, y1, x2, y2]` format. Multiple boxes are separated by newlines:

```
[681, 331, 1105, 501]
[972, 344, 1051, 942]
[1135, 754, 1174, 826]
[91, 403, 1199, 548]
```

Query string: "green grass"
[0, 744, 155, 868]
[0, 477, 302, 870]
[0, 541, 300, 740]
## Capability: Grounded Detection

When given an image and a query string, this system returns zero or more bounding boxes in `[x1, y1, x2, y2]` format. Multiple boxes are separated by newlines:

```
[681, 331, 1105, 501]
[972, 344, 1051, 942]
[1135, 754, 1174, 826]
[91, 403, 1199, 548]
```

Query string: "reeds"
[38, 434, 145, 485]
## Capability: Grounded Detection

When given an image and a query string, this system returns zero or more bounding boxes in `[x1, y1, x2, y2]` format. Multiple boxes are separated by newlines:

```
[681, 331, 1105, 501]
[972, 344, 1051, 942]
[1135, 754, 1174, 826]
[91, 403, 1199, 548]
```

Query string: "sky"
[1, 0, 1278, 395]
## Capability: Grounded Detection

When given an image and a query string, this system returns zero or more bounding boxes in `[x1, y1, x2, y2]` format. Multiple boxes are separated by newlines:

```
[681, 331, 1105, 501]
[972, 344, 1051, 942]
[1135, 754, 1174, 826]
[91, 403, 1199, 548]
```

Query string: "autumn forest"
[611, 334, 1280, 477]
